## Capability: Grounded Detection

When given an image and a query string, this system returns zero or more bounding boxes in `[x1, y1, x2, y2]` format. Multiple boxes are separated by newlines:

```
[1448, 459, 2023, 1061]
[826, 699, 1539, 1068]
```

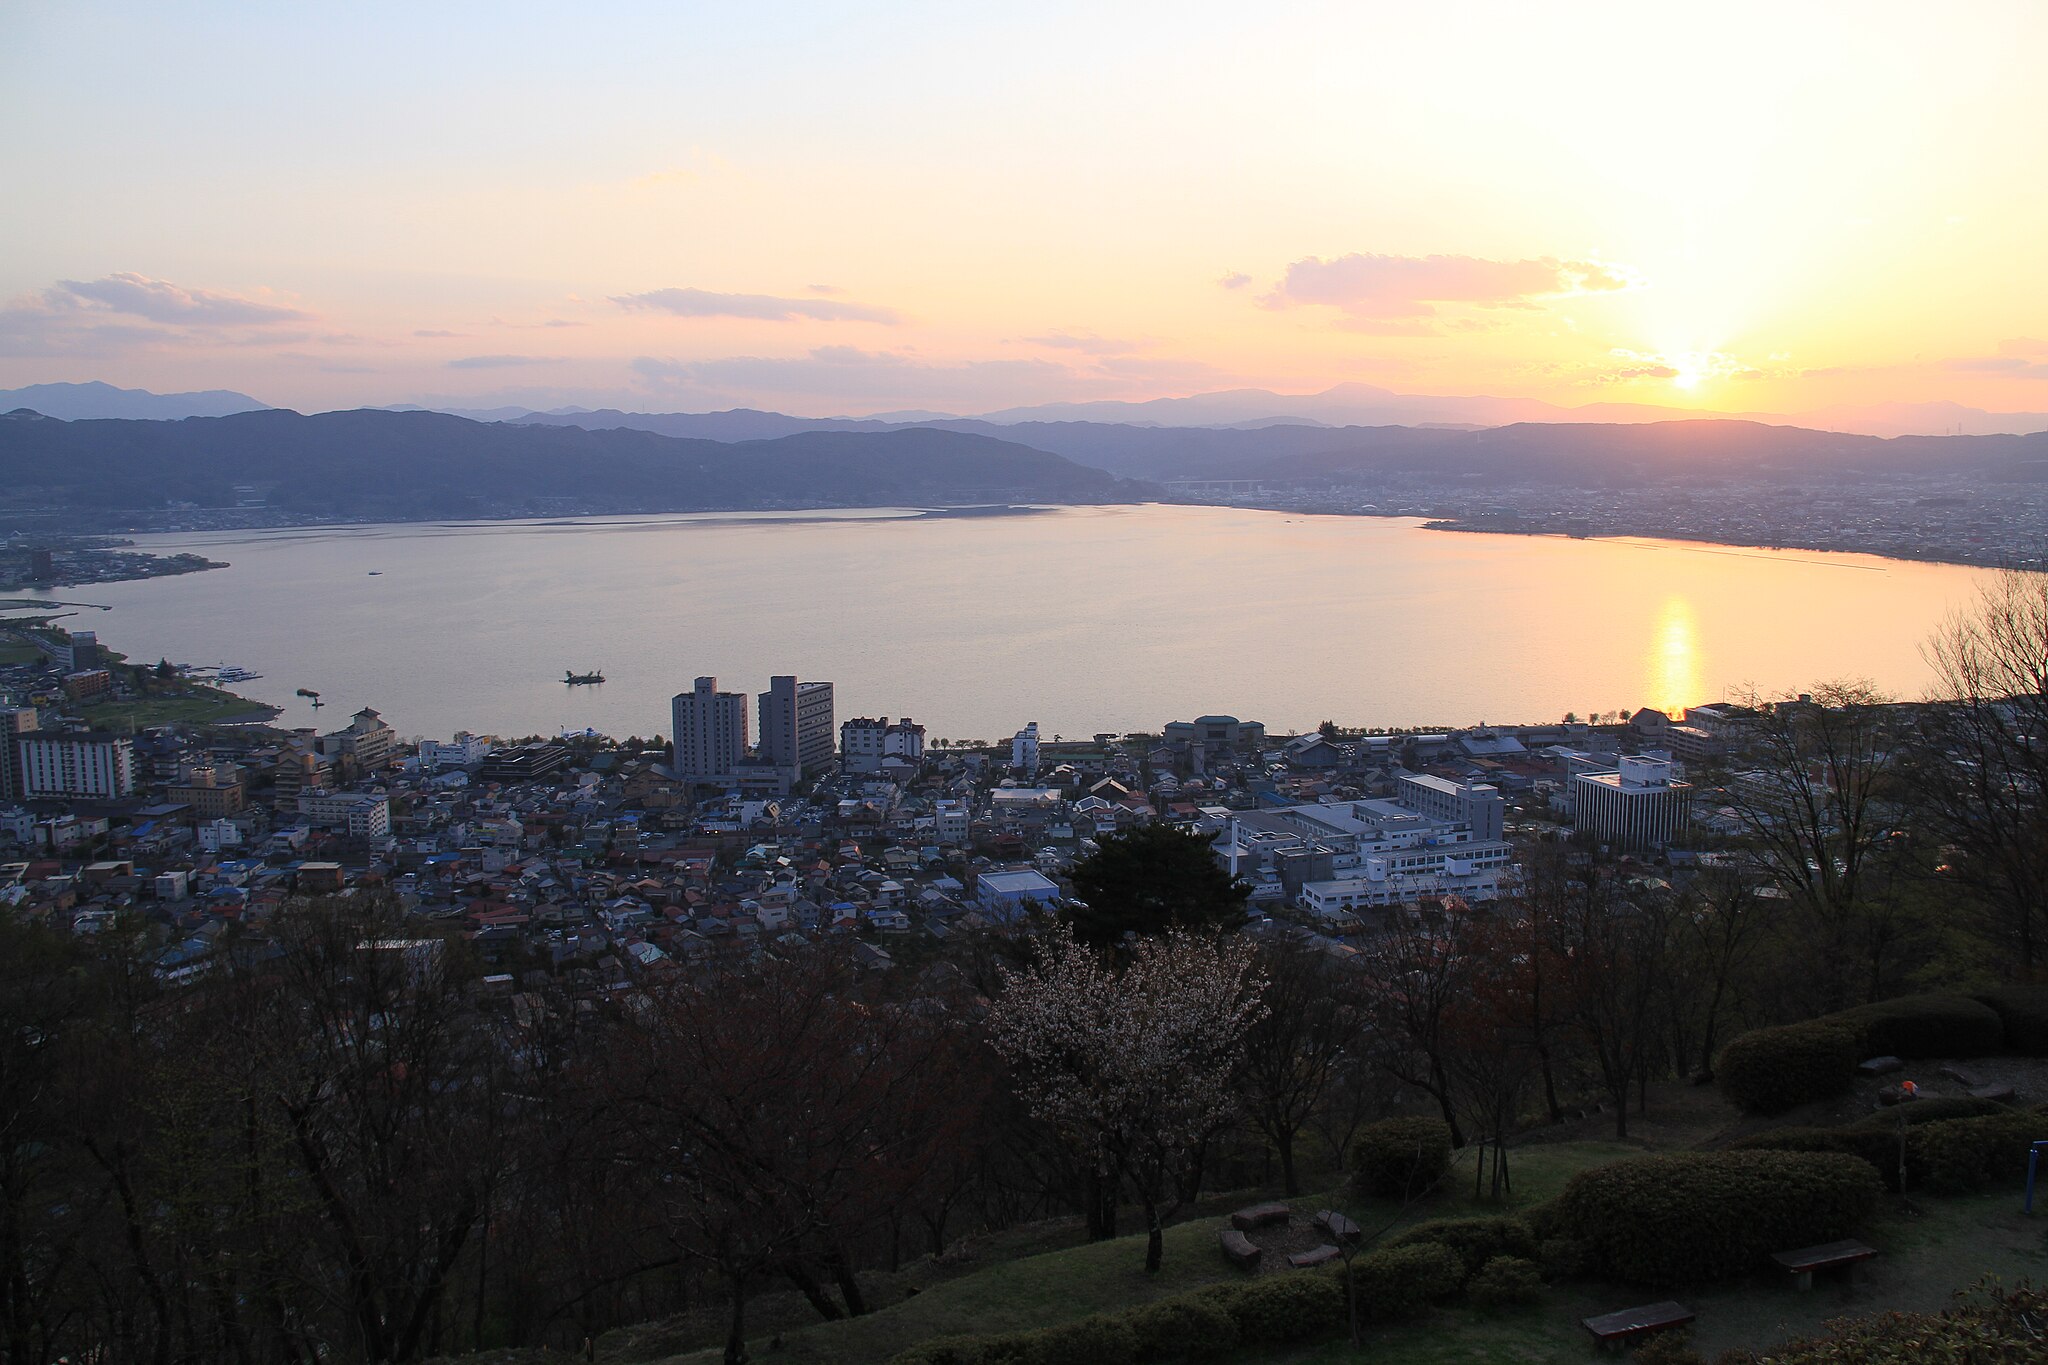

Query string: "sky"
[2, 1, 2044, 419]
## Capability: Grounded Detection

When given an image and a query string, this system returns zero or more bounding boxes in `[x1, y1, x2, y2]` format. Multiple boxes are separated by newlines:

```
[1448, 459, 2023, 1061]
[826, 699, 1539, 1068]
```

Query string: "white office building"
[840, 716, 926, 774]
[1011, 721, 1040, 775]
[19, 733, 135, 799]
[1572, 756, 1691, 849]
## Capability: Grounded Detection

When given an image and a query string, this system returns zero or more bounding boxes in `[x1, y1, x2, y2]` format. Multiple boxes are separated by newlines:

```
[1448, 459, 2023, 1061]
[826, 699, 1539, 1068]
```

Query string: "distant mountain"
[515, 407, 901, 442]
[0, 409, 1143, 525]
[0, 380, 272, 420]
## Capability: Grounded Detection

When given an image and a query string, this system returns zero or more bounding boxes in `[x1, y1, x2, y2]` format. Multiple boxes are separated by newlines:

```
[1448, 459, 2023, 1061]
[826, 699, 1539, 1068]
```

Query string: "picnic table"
[1582, 1301, 1694, 1350]
[1771, 1239, 1877, 1290]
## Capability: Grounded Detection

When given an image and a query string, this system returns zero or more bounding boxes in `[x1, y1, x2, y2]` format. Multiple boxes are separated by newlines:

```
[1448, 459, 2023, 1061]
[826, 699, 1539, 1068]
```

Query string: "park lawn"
[643, 1143, 1632, 1365]
[79, 690, 279, 728]
[0, 642, 46, 665]
[1260, 1185, 2048, 1364]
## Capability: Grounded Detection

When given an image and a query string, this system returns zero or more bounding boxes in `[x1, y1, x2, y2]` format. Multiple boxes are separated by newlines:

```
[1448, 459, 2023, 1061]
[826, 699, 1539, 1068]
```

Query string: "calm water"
[65, 505, 1994, 743]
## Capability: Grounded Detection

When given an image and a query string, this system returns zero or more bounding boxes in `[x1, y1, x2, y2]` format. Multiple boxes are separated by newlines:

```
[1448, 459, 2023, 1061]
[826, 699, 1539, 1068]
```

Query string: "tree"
[1235, 941, 1367, 1195]
[1712, 683, 1906, 1011]
[1360, 904, 1474, 1146]
[1546, 861, 1675, 1140]
[1064, 823, 1249, 948]
[986, 926, 1266, 1273]
[1917, 567, 2048, 974]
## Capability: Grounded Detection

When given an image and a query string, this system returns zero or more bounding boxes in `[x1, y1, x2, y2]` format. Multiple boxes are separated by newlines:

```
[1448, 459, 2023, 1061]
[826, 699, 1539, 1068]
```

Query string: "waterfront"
[73, 504, 1997, 741]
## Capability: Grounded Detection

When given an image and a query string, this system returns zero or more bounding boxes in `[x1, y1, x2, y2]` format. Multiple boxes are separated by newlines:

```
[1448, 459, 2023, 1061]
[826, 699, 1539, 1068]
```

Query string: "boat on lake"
[564, 669, 605, 685]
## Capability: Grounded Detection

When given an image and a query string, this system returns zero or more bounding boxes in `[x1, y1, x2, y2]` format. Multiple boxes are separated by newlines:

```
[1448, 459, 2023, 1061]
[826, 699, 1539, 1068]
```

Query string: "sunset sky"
[2, 1, 2043, 419]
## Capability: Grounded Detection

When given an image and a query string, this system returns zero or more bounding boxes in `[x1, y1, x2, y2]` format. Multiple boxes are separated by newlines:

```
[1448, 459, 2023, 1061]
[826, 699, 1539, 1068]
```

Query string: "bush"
[1727, 1278, 2048, 1364]
[1846, 1095, 2008, 1128]
[996, 1315, 1138, 1365]
[1976, 986, 2048, 1055]
[1548, 1151, 1882, 1286]
[1384, 1216, 1538, 1282]
[1192, 1275, 1343, 1344]
[1905, 1112, 2042, 1194]
[1125, 1295, 1238, 1363]
[1716, 1020, 1861, 1115]
[1837, 994, 2003, 1058]
[1727, 1125, 1898, 1186]
[1350, 1116, 1454, 1199]
[1333, 1242, 1462, 1321]
[1629, 1333, 1705, 1365]
[888, 1337, 989, 1365]
[1467, 1255, 1543, 1310]
[1537, 1236, 1589, 1281]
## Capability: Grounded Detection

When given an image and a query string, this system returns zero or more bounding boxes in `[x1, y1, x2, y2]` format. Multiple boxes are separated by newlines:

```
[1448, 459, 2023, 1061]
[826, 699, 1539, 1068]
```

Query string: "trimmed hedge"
[1715, 1020, 1861, 1115]
[1976, 986, 2048, 1055]
[1125, 1295, 1237, 1363]
[986, 1315, 1137, 1365]
[1717, 992, 2008, 1115]
[1837, 994, 2003, 1058]
[1332, 1241, 1462, 1321]
[1191, 1275, 1343, 1344]
[1548, 1151, 1882, 1286]
[888, 1339, 990, 1365]
[1382, 1216, 1538, 1283]
[1846, 1095, 2009, 1128]
[1906, 1111, 2042, 1194]
[1468, 1255, 1543, 1310]
[1350, 1116, 1453, 1199]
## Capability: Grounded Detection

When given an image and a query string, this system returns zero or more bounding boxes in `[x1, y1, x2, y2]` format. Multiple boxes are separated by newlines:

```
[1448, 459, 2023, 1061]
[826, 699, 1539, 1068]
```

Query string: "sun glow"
[1647, 596, 1703, 718]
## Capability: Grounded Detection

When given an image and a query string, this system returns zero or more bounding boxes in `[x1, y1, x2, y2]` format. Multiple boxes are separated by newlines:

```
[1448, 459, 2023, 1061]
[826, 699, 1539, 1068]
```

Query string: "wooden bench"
[1771, 1239, 1877, 1290]
[1288, 1244, 1341, 1269]
[1582, 1301, 1694, 1351]
[1229, 1201, 1291, 1232]
[1314, 1209, 1362, 1243]
[1218, 1228, 1261, 1270]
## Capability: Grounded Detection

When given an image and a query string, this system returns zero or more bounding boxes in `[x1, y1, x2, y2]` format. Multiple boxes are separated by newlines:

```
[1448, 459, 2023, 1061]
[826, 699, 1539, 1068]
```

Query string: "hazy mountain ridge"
[0, 380, 272, 420]
[0, 408, 1142, 525]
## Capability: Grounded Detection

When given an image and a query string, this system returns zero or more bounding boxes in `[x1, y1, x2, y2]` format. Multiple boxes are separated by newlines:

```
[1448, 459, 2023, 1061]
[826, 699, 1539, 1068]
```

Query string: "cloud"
[540, 319, 587, 328]
[1261, 252, 1635, 320]
[0, 271, 312, 357]
[1944, 355, 2048, 380]
[414, 328, 464, 338]
[1024, 330, 1140, 355]
[1995, 338, 2048, 359]
[1216, 271, 1253, 290]
[807, 284, 843, 295]
[612, 287, 900, 324]
[48, 271, 307, 325]
[629, 347, 1078, 411]
[447, 354, 561, 369]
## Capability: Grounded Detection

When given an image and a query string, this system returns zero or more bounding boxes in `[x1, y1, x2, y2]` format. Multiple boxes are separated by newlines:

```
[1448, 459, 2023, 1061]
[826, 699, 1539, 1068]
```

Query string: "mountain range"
[0, 408, 1139, 524]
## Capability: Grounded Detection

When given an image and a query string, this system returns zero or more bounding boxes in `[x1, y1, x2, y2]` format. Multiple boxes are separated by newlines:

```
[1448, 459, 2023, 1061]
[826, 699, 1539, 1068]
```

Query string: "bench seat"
[1583, 1300, 1693, 1349]
[1772, 1239, 1876, 1290]
[1229, 1201, 1291, 1232]
[1219, 1228, 1261, 1270]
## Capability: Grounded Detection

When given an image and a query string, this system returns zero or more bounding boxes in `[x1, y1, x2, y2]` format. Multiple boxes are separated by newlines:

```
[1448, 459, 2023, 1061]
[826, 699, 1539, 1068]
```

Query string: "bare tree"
[986, 926, 1266, 1273]
[1918, 568, 2048, 974]
[1359, 904, 1473, 1146]
[1235, 940, 1366, 1196]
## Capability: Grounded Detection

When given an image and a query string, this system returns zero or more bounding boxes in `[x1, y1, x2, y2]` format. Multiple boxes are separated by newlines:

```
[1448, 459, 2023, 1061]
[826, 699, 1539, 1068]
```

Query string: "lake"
[64, 505, 1994, 743]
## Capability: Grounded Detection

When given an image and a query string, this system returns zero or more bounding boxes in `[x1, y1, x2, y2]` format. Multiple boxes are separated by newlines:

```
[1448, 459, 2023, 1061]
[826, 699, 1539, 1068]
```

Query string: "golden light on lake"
[1649, 595, 1703, 719]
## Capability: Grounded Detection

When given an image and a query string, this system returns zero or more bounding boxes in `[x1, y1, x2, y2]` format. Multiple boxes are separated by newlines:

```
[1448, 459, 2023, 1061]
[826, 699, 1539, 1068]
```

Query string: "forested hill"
[0, 407, 1146, 524]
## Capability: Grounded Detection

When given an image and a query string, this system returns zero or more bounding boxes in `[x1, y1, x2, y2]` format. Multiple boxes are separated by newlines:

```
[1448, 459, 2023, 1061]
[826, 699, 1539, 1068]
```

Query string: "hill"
[0, 380, 272, 420]
[0, 408, 1143, 525]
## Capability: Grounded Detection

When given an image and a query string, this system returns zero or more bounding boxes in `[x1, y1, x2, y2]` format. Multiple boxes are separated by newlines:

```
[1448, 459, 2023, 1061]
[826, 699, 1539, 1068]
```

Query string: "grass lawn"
[637, 1143, 1632, 1365]
[79, 690, 279, 728]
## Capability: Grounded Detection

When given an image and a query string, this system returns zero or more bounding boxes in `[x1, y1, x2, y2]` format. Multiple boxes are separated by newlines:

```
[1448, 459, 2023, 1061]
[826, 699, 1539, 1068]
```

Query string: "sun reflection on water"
[1649, 596, 1703, 718]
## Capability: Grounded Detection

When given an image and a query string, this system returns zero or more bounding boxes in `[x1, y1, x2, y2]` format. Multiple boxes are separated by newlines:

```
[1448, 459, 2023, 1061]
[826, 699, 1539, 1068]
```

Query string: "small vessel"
[297, 688, 325, 707]
[367, 571, 382, 576]
[564, 669, 605, 685]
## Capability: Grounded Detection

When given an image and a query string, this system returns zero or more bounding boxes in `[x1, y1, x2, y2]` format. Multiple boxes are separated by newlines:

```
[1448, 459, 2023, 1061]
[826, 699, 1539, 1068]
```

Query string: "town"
[0, 628, 1813, 986]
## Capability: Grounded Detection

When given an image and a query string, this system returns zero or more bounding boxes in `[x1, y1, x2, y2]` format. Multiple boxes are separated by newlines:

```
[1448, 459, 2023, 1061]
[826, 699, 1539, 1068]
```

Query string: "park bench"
[1230, 1201, 1291, 1232]
[1288, 1244, 1341, 1269]
[1771, 1239, 1877, 1290]
[1582, 1301, 1694, 1351]
[1314, 1208, 1361, 1243]
[1218, 1228, 1261, 1270]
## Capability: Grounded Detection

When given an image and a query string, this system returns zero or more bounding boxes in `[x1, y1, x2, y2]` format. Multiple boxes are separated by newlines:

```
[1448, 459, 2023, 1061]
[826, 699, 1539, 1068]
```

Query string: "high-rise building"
[759, 676, 835, 777]
[0, 706, 38, 803]
[1011, 721, 1040, 775]
[1573, 756, 1692, 849]
[671, 676, 748, 783]
[840, 716, 926, 773]
[19, 732, 135, 799]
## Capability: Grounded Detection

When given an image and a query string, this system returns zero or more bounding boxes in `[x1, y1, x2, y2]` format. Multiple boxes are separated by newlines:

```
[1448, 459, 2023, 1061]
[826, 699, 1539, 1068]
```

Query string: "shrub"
[1976, 986, 2048, 1055]
[1350, 1116, 1454, 1199]
[1548, 1151, 1882, 1286]
[1126, 1295, 1238, 1363]
[999, 1315, 1138, 1365]
[1629, 1332, 1705, 1365]
[1193, 1275, 1342, 1344]
[1905, 1111, 2042, 1194]
[1384, 1216, 1538, 1282]
[1716, 1020, 1861, 1115]
[1846, 1095, 2008, 1128]
[1333, 1242, 1462, 1321]
[1837, 994, 2003, 1058]
[1728, 1278, 2048, 1364]
[1537, 1236, 1589, 1281]
[1467, 1255, 1543, 1310]
[888, 1337, 989, 1365]
[1727, 1126, 1897, 1186]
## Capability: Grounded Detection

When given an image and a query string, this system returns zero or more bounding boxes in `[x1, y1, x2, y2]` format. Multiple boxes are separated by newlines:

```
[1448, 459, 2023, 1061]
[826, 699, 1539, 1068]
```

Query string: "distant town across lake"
[76, 504, 1998, 742]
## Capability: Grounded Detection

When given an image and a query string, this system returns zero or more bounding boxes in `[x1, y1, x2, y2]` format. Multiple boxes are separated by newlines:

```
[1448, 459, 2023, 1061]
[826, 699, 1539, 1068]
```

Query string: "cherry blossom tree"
[986, 926, 1266, 1273]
